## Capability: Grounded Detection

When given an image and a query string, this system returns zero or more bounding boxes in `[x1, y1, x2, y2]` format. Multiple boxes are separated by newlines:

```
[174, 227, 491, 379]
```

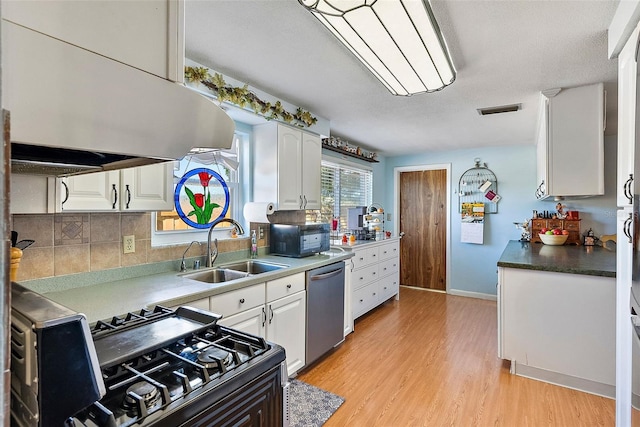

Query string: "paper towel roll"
[243, 202, 275, 223]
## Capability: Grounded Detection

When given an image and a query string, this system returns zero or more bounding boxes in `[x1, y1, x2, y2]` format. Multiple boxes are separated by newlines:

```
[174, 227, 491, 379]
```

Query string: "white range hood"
[3, 20, 235, 176]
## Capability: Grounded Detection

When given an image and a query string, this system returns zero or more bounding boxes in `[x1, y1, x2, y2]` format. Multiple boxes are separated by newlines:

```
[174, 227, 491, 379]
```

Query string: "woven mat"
[289, 379, 345, 427]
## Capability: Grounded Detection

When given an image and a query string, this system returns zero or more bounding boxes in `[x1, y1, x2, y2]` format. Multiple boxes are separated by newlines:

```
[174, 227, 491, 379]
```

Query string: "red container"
[568, 211, 580, 220]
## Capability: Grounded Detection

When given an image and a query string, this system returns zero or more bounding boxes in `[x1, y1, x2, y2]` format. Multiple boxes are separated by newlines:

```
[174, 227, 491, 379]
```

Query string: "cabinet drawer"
[366, 246, 380, 264]
[351, 264, 378, 291]
[266, 272, 305, 302]
[548, 219, 563, 229]
[379, 258, 399, 277]
[563, 220, 581, 231]
[379, 274, 399, 301]
[210, 283, 265, 318]
[351, 248, 371, 270]
[352, 282, 379, 318]
[378, 241, 399, 261]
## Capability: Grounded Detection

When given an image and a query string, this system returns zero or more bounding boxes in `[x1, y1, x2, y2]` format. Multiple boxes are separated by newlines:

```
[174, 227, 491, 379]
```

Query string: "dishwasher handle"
[309, 268, 343, 281]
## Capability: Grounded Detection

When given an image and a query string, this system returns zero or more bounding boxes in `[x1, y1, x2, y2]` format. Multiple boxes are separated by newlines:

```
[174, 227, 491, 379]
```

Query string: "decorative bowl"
[539, 233, 568, 245]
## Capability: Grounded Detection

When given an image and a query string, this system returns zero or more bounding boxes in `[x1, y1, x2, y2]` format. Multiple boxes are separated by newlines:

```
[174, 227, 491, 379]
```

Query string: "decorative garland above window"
[185, 66, 318, 128]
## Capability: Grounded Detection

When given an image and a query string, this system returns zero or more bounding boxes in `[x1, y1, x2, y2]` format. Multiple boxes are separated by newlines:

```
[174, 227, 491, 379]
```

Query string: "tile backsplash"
[11, 212, 251, 282]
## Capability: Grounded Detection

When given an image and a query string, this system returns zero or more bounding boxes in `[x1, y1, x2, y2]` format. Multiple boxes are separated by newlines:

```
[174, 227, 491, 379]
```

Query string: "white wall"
[379, 136, 617, 297]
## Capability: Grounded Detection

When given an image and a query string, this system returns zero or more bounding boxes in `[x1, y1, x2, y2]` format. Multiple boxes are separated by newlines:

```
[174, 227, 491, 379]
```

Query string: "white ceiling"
[185, 0, 620, 157]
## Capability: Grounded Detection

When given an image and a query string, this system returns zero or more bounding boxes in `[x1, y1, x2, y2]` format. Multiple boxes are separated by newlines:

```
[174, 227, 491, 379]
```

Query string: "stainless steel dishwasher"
[306, 261, 345, 365]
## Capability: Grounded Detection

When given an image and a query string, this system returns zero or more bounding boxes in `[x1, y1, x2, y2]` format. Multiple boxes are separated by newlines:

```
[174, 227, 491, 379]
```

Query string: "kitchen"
[1, 0, 637, 426]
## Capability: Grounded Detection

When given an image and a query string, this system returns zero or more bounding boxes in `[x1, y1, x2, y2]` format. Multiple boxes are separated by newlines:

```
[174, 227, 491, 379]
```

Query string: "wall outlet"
[387, 213, 392, 221]
[123, 235, 135, 254]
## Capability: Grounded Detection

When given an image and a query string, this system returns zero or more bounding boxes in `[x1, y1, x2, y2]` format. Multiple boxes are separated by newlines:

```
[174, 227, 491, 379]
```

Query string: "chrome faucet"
[206, 218, 246, 267]
[180, 241, 202, 272]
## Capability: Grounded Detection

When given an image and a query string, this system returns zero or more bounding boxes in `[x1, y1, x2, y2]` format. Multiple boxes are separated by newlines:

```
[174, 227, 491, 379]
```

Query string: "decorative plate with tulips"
[174, 168, 230, 229]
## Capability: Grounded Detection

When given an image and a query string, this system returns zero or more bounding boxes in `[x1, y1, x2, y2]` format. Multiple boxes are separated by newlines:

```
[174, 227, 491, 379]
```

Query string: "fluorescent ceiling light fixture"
[299, 0, 456, 96]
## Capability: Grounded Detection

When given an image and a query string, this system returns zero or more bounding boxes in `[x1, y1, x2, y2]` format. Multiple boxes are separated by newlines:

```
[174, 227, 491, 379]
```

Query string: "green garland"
[185, 66, 318, 128]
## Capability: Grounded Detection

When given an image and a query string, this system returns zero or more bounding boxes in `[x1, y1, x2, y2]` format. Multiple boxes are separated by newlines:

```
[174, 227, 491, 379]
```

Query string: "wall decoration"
[185, 66, 318, 128]
[174, 168, 229, 229]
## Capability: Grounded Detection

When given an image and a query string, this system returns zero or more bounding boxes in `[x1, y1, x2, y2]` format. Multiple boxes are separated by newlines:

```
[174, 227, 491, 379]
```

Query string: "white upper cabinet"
[535, 83, 605, 199]
[253, 123, 322, 211]
[2, 0, 184, 82]
[57, 163, 174, 212]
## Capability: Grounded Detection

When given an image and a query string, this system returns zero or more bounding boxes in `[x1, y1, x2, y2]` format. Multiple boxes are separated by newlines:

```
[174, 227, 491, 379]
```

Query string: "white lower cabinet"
[210, 273, 307, 377]
[218, 305, 265, 338]
[265, 291, 306, 376]
[349, 239, 400, 320]
[499, 266, 616, 396]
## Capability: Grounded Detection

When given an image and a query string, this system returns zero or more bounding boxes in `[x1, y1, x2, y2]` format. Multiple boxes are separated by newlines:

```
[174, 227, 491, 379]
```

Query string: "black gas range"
[9, 283, 289, 427]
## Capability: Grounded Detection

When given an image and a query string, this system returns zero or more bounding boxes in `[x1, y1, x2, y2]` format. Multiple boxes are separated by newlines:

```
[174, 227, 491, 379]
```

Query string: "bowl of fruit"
[539, 228, 569, 245]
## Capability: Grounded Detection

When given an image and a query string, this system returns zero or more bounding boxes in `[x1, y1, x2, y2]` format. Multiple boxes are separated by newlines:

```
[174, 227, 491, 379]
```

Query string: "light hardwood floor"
[298, 286, 640, 426]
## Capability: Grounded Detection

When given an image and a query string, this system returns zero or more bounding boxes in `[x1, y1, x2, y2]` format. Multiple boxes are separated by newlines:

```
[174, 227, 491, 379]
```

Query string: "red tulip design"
[194, 193, 205, 208]
[198, 172, 212, 187]
[185, 170, 220, 224]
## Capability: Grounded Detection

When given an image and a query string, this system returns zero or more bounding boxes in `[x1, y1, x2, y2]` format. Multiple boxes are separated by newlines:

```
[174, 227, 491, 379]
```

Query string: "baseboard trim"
[448, 289, 497, 301]
[512, 361, 615, 399]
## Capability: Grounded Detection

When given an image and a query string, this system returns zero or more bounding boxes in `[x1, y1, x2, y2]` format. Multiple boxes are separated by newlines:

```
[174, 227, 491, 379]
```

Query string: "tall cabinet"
[614, 18, 640, 427]
[253, 123, 321, 210]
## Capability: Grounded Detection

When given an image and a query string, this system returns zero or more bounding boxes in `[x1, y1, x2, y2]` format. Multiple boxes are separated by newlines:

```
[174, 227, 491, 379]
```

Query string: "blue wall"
[376, 136, 617, 297]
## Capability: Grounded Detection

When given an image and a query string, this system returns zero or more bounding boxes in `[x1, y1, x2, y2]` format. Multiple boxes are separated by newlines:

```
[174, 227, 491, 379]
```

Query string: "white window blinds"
[320, 160, 373, 230]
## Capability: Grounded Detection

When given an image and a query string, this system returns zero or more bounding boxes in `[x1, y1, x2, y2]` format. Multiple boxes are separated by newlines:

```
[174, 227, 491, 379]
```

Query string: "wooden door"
[399, 169, 447, 290]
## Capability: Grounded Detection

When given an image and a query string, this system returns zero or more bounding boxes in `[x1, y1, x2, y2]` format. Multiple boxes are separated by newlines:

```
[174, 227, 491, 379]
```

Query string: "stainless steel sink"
[219, 260, 288, 274]
[182, 268, 250, 284]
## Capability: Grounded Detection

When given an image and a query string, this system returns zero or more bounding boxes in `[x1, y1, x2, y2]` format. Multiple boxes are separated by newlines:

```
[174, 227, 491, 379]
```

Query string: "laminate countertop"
[29, 252, 352, 324]
[497, 240, 616, 278]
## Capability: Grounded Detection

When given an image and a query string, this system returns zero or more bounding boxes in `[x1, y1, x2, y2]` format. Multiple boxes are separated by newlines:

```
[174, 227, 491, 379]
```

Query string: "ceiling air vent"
[477, 104, 522, 116]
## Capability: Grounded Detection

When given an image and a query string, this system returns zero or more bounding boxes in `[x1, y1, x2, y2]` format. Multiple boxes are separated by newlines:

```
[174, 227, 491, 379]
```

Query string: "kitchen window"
[317, 158, 373, 230]
[151, 134, 242, 246]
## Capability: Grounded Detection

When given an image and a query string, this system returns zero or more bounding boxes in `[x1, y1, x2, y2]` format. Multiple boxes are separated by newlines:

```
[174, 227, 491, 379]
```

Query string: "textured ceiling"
[186, 0, 619, 156]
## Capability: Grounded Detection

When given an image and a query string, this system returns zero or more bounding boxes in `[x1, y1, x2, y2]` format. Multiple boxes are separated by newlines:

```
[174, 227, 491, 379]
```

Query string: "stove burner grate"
[122, 381, 161, 414]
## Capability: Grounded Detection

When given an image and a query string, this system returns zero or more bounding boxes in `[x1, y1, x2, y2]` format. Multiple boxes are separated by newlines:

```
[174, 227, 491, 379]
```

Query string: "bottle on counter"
[342, 234, 348, 243]
[250, 230, 258, 258]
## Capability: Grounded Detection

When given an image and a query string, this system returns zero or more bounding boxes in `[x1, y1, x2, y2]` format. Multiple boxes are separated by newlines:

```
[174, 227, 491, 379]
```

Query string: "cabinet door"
[218, 305, 266, 338]
[266, 291, 306, 376]
[120, 162, 173, 211]
[276, 125, 303, 210]
[59, 171, 120, 211]
[301, 132, 322, 209]
[547, 84, 604, 197]
[617, 208, 635, 421]
[617, 22, 640, 207]
[3, 0, 184, 82]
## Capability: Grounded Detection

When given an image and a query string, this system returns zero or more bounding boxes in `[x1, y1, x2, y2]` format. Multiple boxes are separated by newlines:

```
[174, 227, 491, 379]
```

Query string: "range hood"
[3, 20, 235, 176]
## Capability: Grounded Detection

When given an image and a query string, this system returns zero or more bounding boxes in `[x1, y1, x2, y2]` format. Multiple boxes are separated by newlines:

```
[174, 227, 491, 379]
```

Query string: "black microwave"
[270, 223, 330, 257]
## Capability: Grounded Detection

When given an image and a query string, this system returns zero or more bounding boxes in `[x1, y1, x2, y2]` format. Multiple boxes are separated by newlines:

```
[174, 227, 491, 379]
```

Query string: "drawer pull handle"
[360, 299, 364, 302]
[286, 284, 292, 289]
[373, 292, 376, 296]
[360, 277, 364, 280]
[239, 298, 245, 304]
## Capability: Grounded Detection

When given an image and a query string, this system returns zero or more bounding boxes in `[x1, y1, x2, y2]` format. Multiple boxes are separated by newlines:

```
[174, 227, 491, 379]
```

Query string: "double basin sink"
[181, 260, 288, 284]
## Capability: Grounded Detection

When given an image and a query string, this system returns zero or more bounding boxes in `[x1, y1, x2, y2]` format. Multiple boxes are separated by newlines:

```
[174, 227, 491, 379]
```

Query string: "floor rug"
[289, 379, 345, 427]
